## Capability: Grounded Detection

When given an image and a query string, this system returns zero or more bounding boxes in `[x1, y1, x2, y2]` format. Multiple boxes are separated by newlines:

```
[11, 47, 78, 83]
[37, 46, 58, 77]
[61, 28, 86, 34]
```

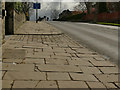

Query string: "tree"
[22, 2, 33, 20]
[74, 2, 87, 11]
[50, 9, 59, 20]
[74, 2, 94, 14]
[84, 2, 93, 14]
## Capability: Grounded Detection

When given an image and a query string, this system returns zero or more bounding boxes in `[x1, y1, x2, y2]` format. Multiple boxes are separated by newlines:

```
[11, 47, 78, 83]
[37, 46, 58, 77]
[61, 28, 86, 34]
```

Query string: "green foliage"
[98, 22, 120, 26]
[14, 2, 24, 13]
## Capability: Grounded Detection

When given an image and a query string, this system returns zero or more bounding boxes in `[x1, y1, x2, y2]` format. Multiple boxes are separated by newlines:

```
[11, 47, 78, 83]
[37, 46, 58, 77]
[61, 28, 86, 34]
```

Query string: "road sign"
[33, 3, 41, 9]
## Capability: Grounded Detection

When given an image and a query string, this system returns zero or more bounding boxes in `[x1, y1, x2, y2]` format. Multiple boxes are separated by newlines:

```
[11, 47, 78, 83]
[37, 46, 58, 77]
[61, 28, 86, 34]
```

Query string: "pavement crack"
[2, 70, 7, 79]
[55, 80, 60, 90]
[85, 81, 91, 90]
[112, 82, 120, 89]
[35, 65, 42, 72]
[46, 72, 48, 80]
[35, 80, 41, 88]
[34, 63, 39, 72]
[93, 74, 101, 82]
[10, 80, 15, 90]
[44, 58, 46, 64]
[68, 72, 73, 80]
[97, 67, 104, 74]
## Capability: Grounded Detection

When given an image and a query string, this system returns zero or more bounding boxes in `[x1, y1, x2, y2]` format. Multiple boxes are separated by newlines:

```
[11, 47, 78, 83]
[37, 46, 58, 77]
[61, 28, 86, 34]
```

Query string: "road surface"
[48, 21, 119, 65]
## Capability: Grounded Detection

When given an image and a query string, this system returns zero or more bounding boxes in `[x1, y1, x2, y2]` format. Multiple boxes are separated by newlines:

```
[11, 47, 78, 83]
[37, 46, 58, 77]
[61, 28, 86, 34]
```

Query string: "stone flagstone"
[36, 65, 82, 73]
[47, 72, 71, 80]
[3, 71, 46, 80]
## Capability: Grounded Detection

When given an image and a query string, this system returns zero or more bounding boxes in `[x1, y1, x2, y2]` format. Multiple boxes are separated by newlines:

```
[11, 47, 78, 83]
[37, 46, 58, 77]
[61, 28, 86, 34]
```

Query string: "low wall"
[14, 12, 26, 33]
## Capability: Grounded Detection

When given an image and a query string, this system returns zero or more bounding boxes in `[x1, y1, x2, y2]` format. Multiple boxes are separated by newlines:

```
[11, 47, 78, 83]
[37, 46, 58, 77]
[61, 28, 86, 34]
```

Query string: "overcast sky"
[30, 1, 79, 21]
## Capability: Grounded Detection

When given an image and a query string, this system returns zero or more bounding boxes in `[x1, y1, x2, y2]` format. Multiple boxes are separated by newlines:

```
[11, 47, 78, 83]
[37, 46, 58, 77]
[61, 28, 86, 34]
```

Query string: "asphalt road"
[48, 21, 119, 65]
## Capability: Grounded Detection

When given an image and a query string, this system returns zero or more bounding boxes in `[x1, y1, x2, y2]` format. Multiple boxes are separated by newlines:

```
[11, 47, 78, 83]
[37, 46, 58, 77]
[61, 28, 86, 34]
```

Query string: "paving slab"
[2, 59, 23, 63]
[47, 72, 71, 80]
[94, 57, 106, 61]
[23, 58, 45, 64]
[64, 48, 76, 53]
[86, 82, 106, 89]
[75, 49, 96, 54]
[45, 59, 68, 65]
[35, 52, 54, 56]
[68, 60, 93, 66]
[54, 53, 71, 57]
[2, 63, 34, 71]
[71, 57, 95, 61]
[95, 74, 118, 83]
[26, 54, 51, 58]
[2, 80, 13, 88]
[13, 81, 38, 88]
[36, 65, 82, 73]
[26, 48, 34, 53]
[76, 54, 100, 58]
[14, 21, 62, 35]
[3, 71, 46, 80]
[89, 59, 115, 67]
[69, 73, 98, 81]
[103, 82, 118, 89]
[80, 66, 101, 74]
[58, 81, 89, 88]
[35, 81, 58, 88]
[98, 67, 119, 74]
[2, 49, 25, 59]
[50, 55, 71, 60]
[23, 45, 49, 49]
[3, 42, 24, 49]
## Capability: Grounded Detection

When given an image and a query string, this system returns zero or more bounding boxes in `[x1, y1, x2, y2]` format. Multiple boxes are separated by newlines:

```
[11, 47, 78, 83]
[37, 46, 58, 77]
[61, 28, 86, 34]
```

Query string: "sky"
[29, 1, 79, 21]
[29, 0, 120, 21]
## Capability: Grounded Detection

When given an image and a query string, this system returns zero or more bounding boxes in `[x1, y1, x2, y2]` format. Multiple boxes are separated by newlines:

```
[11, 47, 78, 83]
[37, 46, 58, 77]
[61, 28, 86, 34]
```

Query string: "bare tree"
[73, 2, 94, 14]
[50, 9, 59, 20]
[74, 2, 87, 11]
[22, 2, 33, 20]
[84, 2, 93, 14]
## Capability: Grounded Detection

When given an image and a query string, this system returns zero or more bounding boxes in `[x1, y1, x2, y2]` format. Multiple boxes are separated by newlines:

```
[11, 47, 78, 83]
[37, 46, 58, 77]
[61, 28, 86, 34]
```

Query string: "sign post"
[33, 3, 41, 23]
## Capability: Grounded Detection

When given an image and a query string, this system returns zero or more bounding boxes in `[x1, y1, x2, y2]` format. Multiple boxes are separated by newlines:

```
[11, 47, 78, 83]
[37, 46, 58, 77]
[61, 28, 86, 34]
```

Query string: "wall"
[2, 2, 5, 44]
[14, 11, 25, 33]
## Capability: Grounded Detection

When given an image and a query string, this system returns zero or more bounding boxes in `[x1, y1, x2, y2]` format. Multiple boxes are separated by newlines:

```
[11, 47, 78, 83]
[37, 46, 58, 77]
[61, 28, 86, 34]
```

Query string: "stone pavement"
[14, 21, 62, 35]
[1, 21, 120, 89]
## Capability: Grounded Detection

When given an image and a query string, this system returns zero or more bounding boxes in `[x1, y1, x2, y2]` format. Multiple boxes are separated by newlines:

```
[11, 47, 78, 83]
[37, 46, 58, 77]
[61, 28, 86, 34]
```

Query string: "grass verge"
[97, 22, 120, 26]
